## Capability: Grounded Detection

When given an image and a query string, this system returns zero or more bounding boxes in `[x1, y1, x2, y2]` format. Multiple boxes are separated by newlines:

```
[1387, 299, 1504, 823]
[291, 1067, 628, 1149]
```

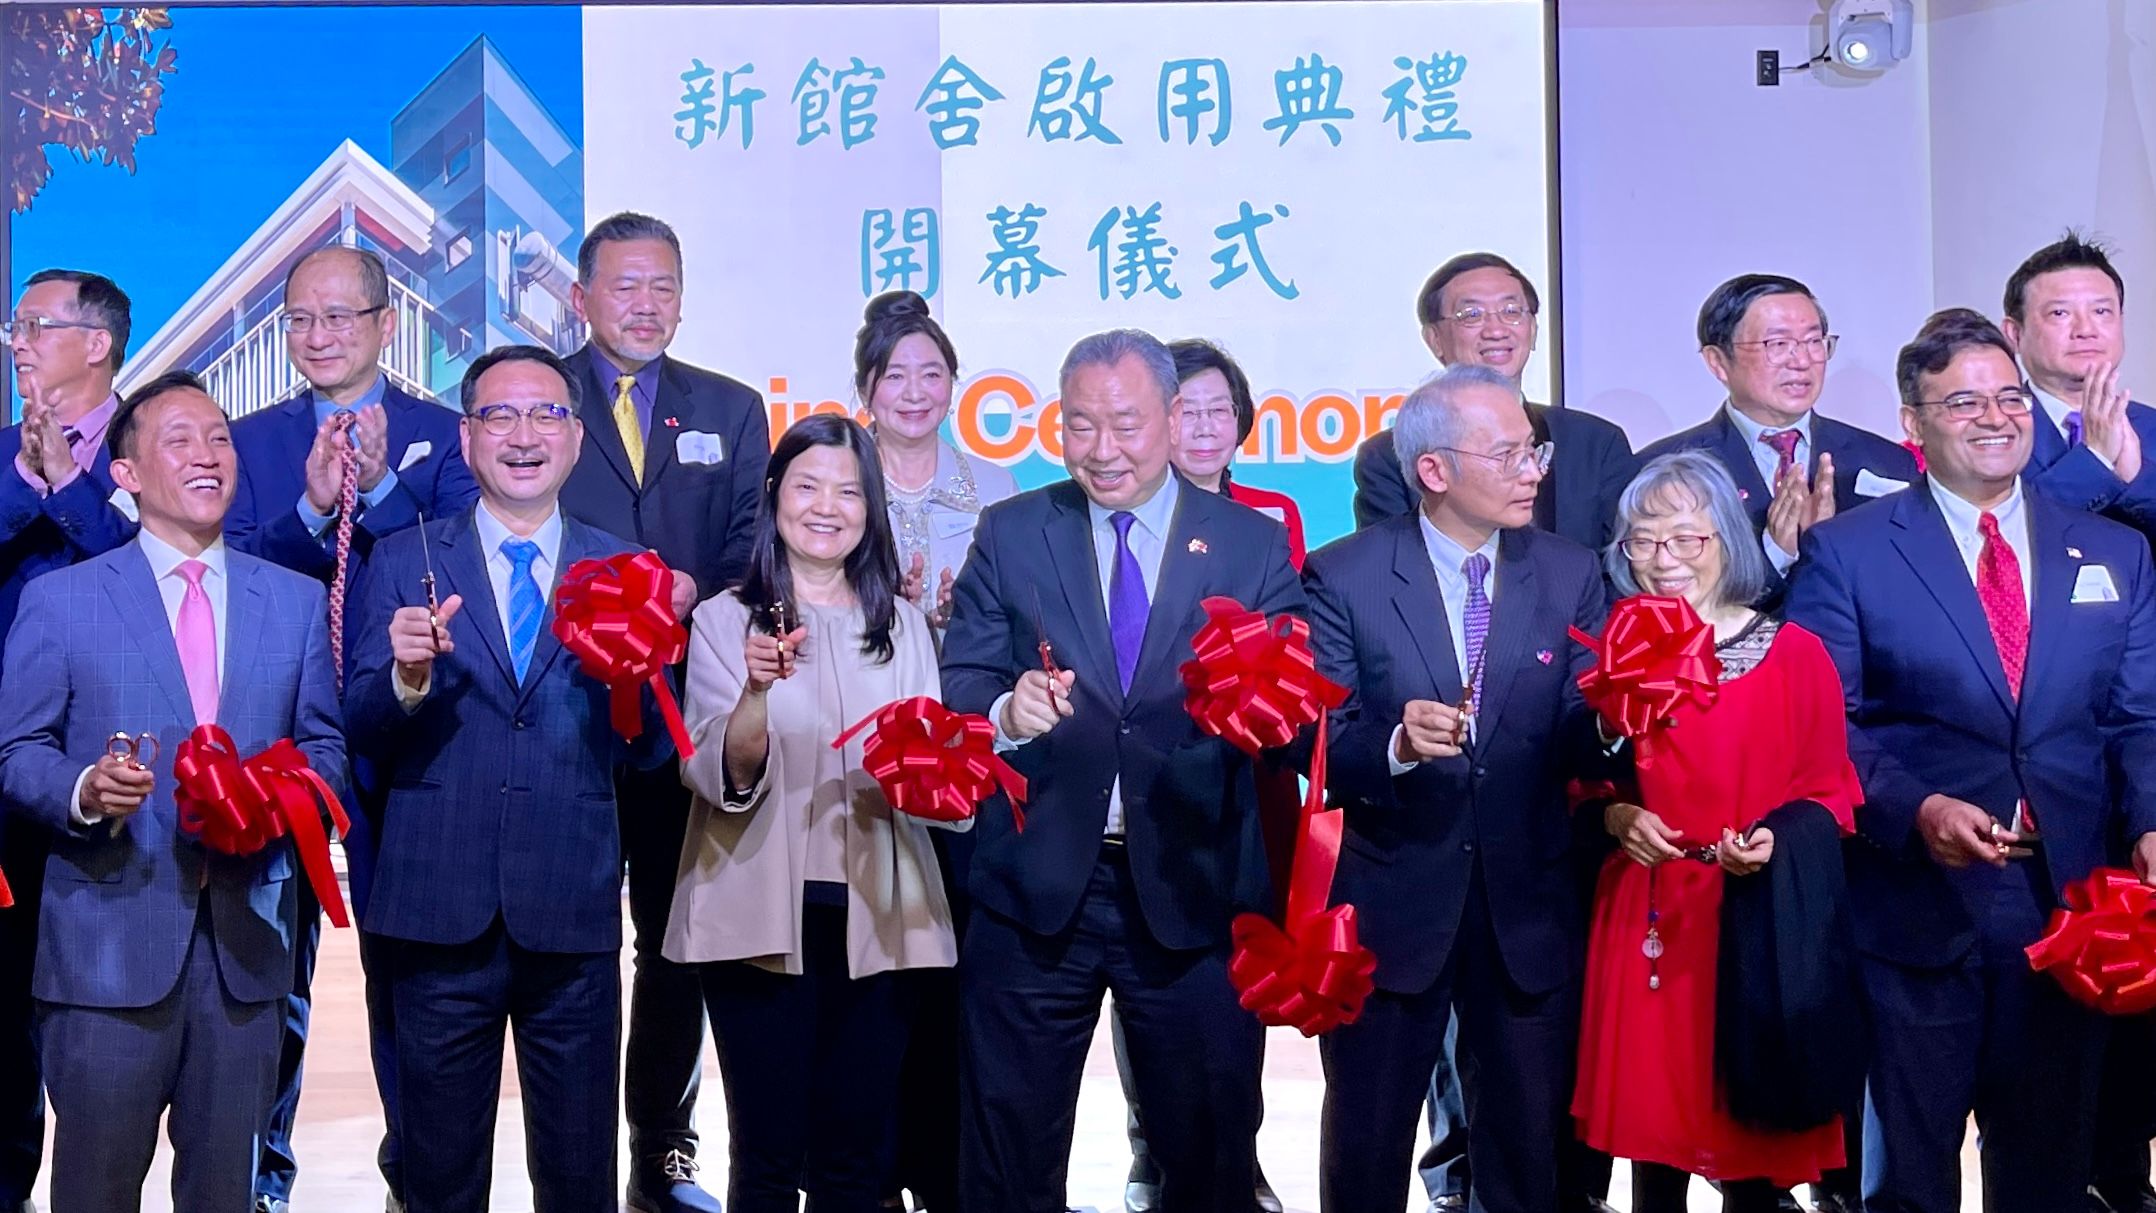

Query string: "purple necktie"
[2065, 410, 2084, 447]
[1461, 552, 1491, 704]
[1109, 511, 1148, 692]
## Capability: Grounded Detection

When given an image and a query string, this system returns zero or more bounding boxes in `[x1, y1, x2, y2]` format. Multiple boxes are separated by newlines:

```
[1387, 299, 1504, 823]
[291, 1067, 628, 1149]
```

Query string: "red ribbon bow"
[553, 552, 695, 760]
[1180, 596, 1347, 757]
[0, 868, 13, 910]
[173, 725, 353, 928]
[2026, 868, 2156, 1015]
[831, 696, 1028, 831]
[1568, 595, 1720, 767]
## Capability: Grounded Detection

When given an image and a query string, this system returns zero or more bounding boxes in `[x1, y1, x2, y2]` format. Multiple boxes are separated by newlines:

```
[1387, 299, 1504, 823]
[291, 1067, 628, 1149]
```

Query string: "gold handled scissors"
[106, 730, 159, 770]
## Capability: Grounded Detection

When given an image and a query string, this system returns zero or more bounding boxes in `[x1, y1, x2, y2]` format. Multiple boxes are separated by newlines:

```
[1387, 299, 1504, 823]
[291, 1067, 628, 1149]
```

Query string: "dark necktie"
[1759, 428, 1801, 488]
[1108, 511, 1148, 692]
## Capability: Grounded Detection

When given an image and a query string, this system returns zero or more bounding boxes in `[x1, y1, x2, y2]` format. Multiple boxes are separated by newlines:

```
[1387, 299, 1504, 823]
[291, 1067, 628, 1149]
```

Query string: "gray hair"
[1392, 363, 1524, 493]
[1605, 450, 1768, 608]
[577, 211, 683, 284]
[284, 246, 390, 311]
[1057, 328, 1180, 412]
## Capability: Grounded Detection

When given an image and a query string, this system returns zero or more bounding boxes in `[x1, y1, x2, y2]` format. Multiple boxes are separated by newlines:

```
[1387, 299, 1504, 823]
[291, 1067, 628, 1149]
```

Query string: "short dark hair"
[853, 290, 958, 400]
[738, 414, 902, 664]
[284, 245, 391, 311]
[2003, 229, 2125, 322]
[577, 212, 683, 285]
[1697, 274, 1828, 353]
[458, 344, 582, 414]
[109, 369, 216, 461]
[24, 268, 132, 369]
[1416, 252, 1540, 326]
[1896, 308, 2020, 407]
[1169, 337, 1256, 445]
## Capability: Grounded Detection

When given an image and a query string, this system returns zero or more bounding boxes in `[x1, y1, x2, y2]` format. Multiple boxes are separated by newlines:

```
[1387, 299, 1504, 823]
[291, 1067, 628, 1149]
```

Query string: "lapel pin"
[1737, 489, 1750, 501]
[2068, 546, 2083, 558]
[1536, 649, 1554, 665]
[663, 416, 681, 428]
[1188, 538, 1208, 554]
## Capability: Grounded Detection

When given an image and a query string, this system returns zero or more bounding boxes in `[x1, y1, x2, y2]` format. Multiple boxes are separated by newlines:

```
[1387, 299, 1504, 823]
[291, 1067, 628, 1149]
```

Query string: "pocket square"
[2073, 564, 2121, 604]
[1855, 468, 1909, 497]
[396, 440, 432, 472]
[676, 430, 725, 465]
[108, 486, 137, 522]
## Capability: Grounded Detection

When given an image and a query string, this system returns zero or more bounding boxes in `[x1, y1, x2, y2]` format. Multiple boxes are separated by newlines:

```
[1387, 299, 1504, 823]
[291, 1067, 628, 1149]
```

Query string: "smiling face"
[1624, 488, 1727, 612]
[459, 358, 584, 513]
[1705, 291, 1829, 428]
[1061, 354, 1180, 510]
[775, 442, 869, 573]
[110, 387, 236, 546]
[1901, 345, 2033, 506]
[1172, 367, 1239, 485]
[283, 249, 393, 403]
[864, 331, 953, 445]
[571, 237, 682, 369]
[1420, 265, 1539, 382]
[11, 278, 115, 409]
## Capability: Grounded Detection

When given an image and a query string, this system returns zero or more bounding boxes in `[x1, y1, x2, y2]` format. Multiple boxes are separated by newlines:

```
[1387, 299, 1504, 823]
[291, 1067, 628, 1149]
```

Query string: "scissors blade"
[1030, 585, 1059, 677]
[415, 510, 441, 615]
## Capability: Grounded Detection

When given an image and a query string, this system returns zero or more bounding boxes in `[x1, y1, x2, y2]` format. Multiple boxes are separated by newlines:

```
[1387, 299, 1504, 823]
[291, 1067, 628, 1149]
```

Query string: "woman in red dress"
[1167, 338, 1307, 569]
[1572, 450, 1861, 1211]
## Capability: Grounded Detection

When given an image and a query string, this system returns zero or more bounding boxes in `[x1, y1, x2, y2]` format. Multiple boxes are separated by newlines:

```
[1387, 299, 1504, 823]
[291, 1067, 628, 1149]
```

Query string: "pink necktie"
[176, 559, 219, 725]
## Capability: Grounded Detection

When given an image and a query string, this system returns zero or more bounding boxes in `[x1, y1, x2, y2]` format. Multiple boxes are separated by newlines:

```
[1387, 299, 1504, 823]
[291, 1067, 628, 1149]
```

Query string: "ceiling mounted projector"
[1828, 0, 1914, 72]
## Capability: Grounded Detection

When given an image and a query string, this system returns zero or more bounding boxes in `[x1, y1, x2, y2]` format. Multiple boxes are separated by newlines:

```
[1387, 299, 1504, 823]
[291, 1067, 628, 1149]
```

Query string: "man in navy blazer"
[556, 212, 767, 1213]
[225, 245, 476, 1213]
[1785, 312, 2156, 1213]
[0, 371, 345, 1212]
[941, 329, 1303, 1213]
[0, 268, 138, 1211]
[347, 345, 673, 1213]
[1641, 273, 1920, 590]
[1306, 365, 1606, 1213]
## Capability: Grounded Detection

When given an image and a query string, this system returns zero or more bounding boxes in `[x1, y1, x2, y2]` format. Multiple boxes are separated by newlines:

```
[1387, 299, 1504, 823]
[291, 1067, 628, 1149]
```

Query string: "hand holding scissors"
[391, 594, 464, 691]
[82, 733, 157, 824]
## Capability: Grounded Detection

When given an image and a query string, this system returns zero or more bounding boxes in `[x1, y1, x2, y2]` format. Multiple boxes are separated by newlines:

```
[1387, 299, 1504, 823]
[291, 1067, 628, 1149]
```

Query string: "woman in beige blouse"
[663, 414, 959, 1213]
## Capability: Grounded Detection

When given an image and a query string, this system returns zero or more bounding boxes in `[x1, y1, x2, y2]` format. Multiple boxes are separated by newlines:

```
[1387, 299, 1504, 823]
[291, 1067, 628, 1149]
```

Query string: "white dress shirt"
[1389, 513, 1500, 773]
[397, 502, 564, 709]
[1930, 477, 2033, 609]
[993, 474, 1180, 837]
[1725, 400, 1813, 574]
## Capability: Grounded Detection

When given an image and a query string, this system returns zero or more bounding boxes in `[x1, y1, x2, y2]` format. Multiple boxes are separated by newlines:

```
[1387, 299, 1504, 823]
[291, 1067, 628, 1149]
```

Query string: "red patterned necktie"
[1975, 510, 2028, 698]
[1760, 428, 1802, 488]
[328, 411, 360, 691]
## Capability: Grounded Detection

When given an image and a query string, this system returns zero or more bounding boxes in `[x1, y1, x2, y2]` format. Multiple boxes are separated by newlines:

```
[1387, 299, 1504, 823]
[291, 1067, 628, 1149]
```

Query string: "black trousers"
[701, 894, 918, 1213]
[621, 761, 708, 1173]
[0, 824, 45, 1206]
[959, 848, 1262, 1213]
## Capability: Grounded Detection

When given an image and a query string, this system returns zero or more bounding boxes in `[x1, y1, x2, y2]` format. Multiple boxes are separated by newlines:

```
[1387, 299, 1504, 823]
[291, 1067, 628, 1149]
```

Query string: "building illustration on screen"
[116, 35, 585, 416]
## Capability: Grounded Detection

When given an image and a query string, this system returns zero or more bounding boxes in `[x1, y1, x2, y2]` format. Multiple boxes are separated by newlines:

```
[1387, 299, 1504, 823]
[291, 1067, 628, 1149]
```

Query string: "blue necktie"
[1108, 511, 1149, 692]
[503, 538, 544, 682]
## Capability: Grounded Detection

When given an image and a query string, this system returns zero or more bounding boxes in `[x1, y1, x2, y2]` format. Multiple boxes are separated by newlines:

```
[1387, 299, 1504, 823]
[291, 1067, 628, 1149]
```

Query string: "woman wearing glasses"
[1167, 338, 1306, 569]
[1571, 451, 1861, 1212]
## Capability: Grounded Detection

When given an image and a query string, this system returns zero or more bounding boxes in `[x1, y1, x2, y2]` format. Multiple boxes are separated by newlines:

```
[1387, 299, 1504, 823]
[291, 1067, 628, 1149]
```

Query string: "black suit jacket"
[939, 477, 1306, 951]
[557, 345, 770, 601]
[1304, 515, 1607, 996]
[1351, 403, 1638, 553]
[1637, 407, 1920, 547]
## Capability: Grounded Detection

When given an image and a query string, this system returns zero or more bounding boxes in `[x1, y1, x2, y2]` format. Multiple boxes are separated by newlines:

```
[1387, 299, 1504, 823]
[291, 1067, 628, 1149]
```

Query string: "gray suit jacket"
[0, 540, 346, 1008]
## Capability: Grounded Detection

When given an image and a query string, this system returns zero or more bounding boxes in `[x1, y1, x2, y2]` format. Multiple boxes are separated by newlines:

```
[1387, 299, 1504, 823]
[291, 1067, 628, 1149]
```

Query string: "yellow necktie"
[612, 373, 646, 483]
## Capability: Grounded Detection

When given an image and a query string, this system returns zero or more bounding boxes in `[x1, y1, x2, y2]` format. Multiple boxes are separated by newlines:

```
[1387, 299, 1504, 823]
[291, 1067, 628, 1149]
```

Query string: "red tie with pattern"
[1975, 510, 2028, 698]
[327, 411, 360, 691]
[1760, 428, 1802, 488]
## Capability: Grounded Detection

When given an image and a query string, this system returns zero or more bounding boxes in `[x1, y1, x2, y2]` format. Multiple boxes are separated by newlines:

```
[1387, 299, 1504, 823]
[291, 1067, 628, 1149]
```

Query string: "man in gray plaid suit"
[0, 370, 346, 1213]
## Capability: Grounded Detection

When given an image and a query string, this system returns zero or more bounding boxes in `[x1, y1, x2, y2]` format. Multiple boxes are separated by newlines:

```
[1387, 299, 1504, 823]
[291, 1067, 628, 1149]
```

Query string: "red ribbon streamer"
[832, 696, 1028, 831]
[2027, 868, 2156, 1015]
[0, 868, 13, 910]
[1180, 596, 1347, 757]
[553, 552, 695, 760]
[1568, 594, 1720, 768]
[173, 725, 353, 929]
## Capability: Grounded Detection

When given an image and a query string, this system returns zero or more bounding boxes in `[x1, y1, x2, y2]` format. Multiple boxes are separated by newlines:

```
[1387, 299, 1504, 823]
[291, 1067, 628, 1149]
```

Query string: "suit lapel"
[1130, 483, 1206, 694]
[276, 394, 319, 483]
[1889, 485, 2016, 717]
[1811, 416, 1854, 510]
[2029, 406, 2069, 471]
[516, 521, 589, 702]
[1389, 519, 1463, 701]
[436, 511, 515, 687]
[1045, 486, 1120, 706]
[219, 557, 267, 721]
[105, 546, 196, 726]
[1473, 528, 1540, 740]
[643, 358, 685, 488]
[572, 347, 641, 494]
[1713, 409, 1775, 528]
[2020, 495, 2077, 713]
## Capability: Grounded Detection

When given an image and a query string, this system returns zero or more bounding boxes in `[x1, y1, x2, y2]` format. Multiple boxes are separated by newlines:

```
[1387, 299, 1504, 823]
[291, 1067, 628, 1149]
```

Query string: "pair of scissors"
[416, 509, 444, 650]
[106, 730, 159, 770]
[1030, 586, 1060, 679]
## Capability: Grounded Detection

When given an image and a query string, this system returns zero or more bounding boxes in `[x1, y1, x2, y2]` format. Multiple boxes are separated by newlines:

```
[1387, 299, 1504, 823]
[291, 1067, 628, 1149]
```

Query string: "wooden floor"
[32, 901, 2004, 1212]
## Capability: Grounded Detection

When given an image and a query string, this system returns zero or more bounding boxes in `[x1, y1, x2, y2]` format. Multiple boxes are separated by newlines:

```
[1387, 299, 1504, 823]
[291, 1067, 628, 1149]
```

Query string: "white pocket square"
[677, 430, 725, 465]
[1855, 469, 1909, 497]
[2072, 564, 2121, 604]
[108, 486, 137, 522]
[396, 441, 432, 472]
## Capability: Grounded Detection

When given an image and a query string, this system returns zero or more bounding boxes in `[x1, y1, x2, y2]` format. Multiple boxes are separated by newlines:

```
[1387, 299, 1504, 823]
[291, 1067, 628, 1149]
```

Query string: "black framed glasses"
[1442, 303, 1533, 328]
[1436, 439, 1554, 478]
[279, 306, 387, 334]
[1728, 334, 1839, 365]
[1620, 534, 1718, 562]
[1910, 387, 2036, 421]
[2, 316, 106, 343]
[465, 403, 574, 435]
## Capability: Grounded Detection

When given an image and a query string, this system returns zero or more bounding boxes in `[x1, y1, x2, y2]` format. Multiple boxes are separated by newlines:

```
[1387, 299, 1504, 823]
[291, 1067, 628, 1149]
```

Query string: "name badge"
[2072, 564, 2120, 604]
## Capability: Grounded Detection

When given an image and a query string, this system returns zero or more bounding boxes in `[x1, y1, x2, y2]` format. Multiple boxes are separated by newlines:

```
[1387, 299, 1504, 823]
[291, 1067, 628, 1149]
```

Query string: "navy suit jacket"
[2026, 399, 2156, 551]
[1637, 407, 1920, 543]
[0, 542, 345, 1008]
[346, 508, 672, 954]
[1785, 482, 2156, 967]
[558, 346, 769, 602]
[1350, 403, 1639, 552]
[225, 380, 478, 584]
[939, 477, 1305, 951]
[1304, 516, 1606, 995]
[0, 426, 136, 655]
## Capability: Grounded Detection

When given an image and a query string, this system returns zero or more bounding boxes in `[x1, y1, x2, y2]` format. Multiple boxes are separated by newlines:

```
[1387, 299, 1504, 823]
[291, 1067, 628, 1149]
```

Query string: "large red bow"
[553, 552, 694, 759]
[2026, 868, 2156, 1015]
[173, 726, 353, 928]
[1568, 595, 1720, 767]
[1180, 596, 1347, 756]
[832, 696, 1027, 830]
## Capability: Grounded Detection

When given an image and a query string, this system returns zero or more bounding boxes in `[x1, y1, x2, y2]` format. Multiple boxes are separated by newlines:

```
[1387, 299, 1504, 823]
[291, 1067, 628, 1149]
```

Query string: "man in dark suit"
[941, 328, 1302, 1213]
[1641, 273, 1919, 588]
[556, 212, 767, 1213]
[1350, 252, 1637, 553]
[347, 345, 674, 1213]
[225, 244, 476, 1213]
[0, 370, 346, 1212]
[1307, 364, 1605, 1213]
[0, 268, 137, 1212]
[1785, 311, 2156, 1213]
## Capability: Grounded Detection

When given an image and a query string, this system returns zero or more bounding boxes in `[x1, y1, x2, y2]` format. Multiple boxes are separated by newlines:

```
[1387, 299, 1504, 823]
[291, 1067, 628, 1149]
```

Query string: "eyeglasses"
[279, 306, 387, 334]
[1728, 334, 1839, 365]
[1442, 304, 1533, 329]
[2, 316, 105, 343]
[465, 403, 574, 435]
[1910, 388, 2037, 421]
[1436, 439, 1554, 478]
[1620, 533, 1717, 562]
